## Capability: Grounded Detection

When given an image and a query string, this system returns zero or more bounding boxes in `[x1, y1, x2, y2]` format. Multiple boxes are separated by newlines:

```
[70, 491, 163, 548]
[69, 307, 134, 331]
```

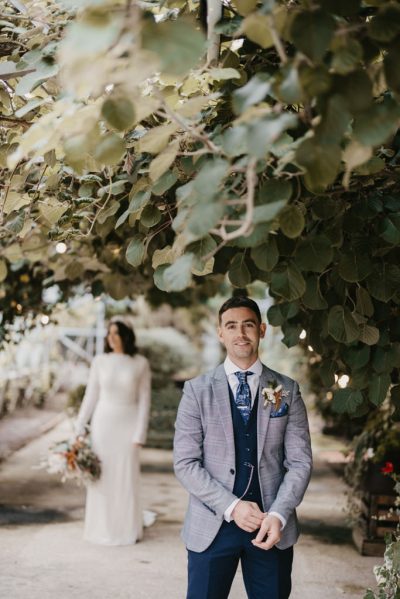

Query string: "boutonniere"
[262, 380, 290, 411]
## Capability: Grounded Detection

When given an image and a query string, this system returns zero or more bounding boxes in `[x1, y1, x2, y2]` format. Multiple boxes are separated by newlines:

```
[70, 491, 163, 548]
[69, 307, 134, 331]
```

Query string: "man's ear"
[217, 326, 223, 342]
[260, 323, 267, 338]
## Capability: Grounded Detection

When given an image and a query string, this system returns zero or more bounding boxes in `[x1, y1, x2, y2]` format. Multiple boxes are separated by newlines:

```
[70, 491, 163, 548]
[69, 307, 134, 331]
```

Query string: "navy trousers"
[187, 521, 293, 599]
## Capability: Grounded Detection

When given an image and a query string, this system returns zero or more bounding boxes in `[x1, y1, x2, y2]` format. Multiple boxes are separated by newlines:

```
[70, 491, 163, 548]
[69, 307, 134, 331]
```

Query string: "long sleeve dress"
[75, 352, 151, 545]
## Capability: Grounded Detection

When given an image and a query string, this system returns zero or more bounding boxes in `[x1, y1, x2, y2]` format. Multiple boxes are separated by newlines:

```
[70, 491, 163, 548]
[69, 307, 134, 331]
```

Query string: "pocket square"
[270, 402, 289, 418]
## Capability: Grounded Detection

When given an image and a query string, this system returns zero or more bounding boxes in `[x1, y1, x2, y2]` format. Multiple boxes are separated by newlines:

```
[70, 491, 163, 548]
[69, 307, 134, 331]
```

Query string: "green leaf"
[338, 253, 372, 282]
[240, 14, 274, 49]
[257, 179, 293, 204]
[97, 199, 119, 225]
[331, 38, 363, 75]
[279, 205, 305, 238]
[187, 235, 217, 270]
[187, 202, 224, 237]
[267, 304, 284, 326]
[353, 98, 400, 146]
[247, 114, 297, 158]
[38, 200, 69, 226]
[296, 138, 341, 192]
[334, 70, 372, 116]
[358, 324, 380, 346]
[356, 287, 374, 317]
[368, 373, 391, 406]
[384, 39, 400, 93]
[149, 141, 179, 182]
[299, 64, 331, 99]
[251, 236, 279, 271]
[367, 264, 399, 302]
[232, 73, 271, 114]
[6, 211, 25, 235]
[101, 97, 136, 131]
[192, 159, 229, 203]
[320, 360, 336, 386]
[233, 0, 258, 17]
[142, 18, 205, 75]
[379, 215, 400, 245]
[234, 223, 272, 248]
[152, 171, 178, 196]
[3, 191, 30, 215]
[290, 10, 335, 62]
[222, 126, 248, 157]
[153, 264, 169, 292]
[253, 200, 286, 224]
[332, 388, 364, 414]
[356, 156, 385, 176]
[302, 275, 328, 310]
[295, 235, 333, 272]
[163, 253, 194, 291]
[15, 60, 58, 96]
[115, 191, 151, 228]
[228, 253, 252, 287]
[270, 262, 306, 300]
[209, 67, 241, 80]
[342, 345, 370, 370]
[368, 4, 400, 42]
[278, 64, 303, 104]
[282, 322, 303, 348]
[94, 133, 125, 166]
[327, 305, 359, 343]
[125, 235, 146, 267]
[0, 259, 7, 282]
[140, 205, 161, 228]
[138, 124, 178, 155]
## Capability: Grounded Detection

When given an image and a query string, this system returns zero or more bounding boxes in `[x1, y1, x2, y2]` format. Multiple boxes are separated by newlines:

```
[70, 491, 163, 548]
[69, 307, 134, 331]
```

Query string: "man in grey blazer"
[174, 296, 312, 599]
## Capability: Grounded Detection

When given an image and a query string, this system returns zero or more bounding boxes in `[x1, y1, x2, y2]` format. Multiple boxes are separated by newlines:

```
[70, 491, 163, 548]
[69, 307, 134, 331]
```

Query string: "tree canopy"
[0, 0, 399, 416]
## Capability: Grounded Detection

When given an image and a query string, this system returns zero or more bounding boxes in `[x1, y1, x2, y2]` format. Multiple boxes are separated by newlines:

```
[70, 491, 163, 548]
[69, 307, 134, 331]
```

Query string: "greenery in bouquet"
[40, 435, 101, 485]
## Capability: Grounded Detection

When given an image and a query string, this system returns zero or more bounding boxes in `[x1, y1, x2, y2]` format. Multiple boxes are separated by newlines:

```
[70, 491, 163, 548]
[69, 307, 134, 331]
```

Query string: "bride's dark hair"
[104, 320, 138, 356]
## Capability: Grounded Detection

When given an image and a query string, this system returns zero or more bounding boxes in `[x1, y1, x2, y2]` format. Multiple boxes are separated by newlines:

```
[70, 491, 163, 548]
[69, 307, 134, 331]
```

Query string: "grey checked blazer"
[173, 363, 312, 553]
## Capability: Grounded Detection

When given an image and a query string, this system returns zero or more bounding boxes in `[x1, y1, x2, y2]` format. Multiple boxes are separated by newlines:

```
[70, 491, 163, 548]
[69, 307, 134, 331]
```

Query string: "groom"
[174, 296, 312, 599]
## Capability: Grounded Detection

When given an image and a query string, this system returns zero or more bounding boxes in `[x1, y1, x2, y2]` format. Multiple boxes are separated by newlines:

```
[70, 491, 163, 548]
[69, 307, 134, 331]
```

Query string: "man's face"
[217, 307, 266, 366]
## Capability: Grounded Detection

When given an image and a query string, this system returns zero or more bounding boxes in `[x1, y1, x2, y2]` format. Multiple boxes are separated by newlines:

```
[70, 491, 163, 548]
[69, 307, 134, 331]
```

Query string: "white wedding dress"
[75, 352, 152, 545]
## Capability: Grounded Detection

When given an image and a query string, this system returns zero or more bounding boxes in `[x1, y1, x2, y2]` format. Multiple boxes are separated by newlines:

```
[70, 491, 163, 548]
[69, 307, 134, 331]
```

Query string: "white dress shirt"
[222, 356, 286, 529]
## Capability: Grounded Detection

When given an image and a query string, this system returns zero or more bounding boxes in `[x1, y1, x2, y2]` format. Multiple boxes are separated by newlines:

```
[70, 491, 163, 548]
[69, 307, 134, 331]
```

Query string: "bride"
[75, 318, 151, 545]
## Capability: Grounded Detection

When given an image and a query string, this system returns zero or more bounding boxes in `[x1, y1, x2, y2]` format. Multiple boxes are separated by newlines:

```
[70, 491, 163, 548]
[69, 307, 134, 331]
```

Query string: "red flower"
[381, 461, 394, 474]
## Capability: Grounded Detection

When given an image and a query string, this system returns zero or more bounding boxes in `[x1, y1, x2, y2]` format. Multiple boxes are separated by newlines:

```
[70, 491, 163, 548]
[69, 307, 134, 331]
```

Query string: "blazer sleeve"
[75, 356, 100, 436]
[268, 381, 313, 522]
[174, 380, 237, 519]
[131, 358, 151, 445]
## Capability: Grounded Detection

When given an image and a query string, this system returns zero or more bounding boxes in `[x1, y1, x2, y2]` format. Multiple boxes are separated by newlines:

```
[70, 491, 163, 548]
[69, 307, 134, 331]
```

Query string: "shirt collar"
[224, 355, 262, 376]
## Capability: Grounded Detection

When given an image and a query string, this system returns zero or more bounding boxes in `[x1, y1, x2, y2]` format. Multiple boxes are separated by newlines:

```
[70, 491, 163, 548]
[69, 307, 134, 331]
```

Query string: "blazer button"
[230, 469, 235, 475]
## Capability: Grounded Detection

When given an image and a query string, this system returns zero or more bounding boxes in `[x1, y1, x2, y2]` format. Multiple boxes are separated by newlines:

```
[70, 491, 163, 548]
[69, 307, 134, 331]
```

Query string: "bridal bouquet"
[39, 436, 101, 485]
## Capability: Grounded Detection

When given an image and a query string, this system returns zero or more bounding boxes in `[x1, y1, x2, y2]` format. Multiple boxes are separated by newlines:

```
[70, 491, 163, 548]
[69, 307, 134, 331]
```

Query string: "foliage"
[0, 0, 399, 415]
[364, 527, 400, 599]
[364, 471, 400, 599]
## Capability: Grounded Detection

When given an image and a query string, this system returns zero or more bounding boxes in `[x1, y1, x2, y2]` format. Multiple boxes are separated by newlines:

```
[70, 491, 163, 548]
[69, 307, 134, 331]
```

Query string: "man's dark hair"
[104, 320, 138, 356]
[218, 296, 262, 324]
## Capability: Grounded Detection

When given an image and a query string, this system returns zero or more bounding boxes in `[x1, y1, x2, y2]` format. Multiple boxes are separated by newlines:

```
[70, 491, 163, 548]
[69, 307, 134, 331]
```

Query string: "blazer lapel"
[257, 365, 273, 463]
[212, 364, 235, 458]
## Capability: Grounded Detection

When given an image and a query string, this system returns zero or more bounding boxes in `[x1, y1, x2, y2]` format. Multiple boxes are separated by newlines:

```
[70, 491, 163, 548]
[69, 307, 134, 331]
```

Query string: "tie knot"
[234, 371, 253, 383]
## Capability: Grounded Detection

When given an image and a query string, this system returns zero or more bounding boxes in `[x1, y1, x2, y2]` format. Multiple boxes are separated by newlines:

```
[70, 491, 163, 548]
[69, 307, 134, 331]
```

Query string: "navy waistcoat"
[229, 386, 263, 511]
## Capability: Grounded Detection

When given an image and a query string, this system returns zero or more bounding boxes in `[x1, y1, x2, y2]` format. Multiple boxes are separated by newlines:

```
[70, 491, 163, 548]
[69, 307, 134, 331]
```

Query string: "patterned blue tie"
[234, 371, 253, 424]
